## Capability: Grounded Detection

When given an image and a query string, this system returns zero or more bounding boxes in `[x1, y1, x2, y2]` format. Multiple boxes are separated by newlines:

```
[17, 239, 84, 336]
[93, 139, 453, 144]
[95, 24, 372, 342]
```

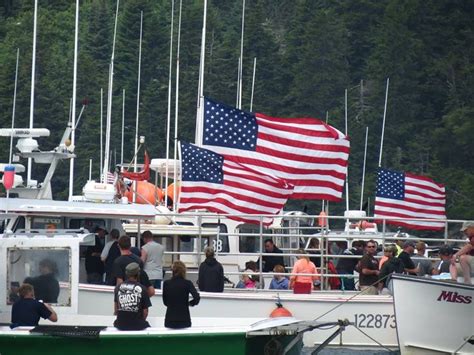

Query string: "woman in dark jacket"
[197, 247, 224, 292]
[163, 260, 200, 328]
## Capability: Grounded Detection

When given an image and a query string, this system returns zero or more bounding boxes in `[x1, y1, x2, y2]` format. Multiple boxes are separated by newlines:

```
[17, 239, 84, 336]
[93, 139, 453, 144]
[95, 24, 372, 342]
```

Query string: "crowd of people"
[10, 221, 474, 330]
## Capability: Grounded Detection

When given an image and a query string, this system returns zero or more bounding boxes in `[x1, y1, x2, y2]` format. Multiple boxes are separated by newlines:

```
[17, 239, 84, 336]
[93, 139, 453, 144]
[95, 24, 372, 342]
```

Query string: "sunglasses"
[367, 245, 376, 248]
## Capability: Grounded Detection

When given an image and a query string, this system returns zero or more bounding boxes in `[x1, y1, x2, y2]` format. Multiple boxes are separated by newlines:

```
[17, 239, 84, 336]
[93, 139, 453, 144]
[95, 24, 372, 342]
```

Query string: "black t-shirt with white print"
[114, 281, 152, 330]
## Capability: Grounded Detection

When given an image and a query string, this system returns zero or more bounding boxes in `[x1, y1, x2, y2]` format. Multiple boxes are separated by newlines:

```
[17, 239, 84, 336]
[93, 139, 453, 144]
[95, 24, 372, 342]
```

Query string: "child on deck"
[269, 264, 289, 290]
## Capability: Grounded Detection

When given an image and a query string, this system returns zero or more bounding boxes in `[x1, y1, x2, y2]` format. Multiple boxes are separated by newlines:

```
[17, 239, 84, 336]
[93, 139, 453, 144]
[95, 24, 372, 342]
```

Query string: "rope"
[313, 274, 389, 322]
[352, 324, 396, 352]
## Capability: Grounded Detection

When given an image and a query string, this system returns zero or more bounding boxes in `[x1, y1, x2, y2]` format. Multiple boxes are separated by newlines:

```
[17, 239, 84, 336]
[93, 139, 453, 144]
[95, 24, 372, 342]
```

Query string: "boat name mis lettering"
[437, 291, 472, 304]
[353, 313, 396, 329]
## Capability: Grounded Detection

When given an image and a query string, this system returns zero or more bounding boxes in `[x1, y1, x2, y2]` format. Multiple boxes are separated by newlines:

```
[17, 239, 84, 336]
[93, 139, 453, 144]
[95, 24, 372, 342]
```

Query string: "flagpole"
[173, 0, 183, 212]
[360, 126, 368, 211]
[165, 0, 175, 208]
[100, 88, 103, 180]
[378, 78, 390, 167]
[250, 57, 256, 111]
[195, 0, 207, 146]
[121, 89, 125, 166]
[344, 89, 349, 211]
[238, 0, 245, 110]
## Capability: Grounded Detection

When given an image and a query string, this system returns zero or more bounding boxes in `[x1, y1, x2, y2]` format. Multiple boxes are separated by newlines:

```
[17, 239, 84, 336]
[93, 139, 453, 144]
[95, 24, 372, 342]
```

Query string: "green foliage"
[0, 0, 473, 219]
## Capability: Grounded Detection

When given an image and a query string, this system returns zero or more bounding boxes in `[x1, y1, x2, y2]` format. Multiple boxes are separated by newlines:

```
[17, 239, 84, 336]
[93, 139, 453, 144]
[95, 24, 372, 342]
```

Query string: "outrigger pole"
[133, 11, 144, 203]
[121, 89, 125, 166]
[195, 0, 208, 146]
[173, 0, 183, 212]
[165, 0, 175, 208]
[27, 0, 38, 187]
[360, 126, 369, 210]
[378, 78, 390, 167]
[103, 0, 120, 183]
[100, 88, 103, 179]
[68, 0, 80, 201]
[237, 0, 245, 110]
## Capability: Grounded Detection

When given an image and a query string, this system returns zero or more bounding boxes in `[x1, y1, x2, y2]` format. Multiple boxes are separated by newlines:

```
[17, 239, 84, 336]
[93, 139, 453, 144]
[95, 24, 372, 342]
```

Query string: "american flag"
[200, 98, 350, 200]
[103, 171, 115, 184]
[374, 168, 446, 230]
[178, 142, 294, 226]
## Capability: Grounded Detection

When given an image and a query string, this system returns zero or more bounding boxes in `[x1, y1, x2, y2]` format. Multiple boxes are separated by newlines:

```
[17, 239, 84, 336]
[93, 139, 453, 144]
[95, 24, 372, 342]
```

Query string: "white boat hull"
[392, 274, 474, 355]
[78, 284, 397, 348]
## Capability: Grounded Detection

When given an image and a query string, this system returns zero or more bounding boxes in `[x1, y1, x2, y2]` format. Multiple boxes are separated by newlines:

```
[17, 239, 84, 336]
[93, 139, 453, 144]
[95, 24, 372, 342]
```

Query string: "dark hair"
[118, 235, 131, 250]
[366, 239, 377, 246]
[110, 229, 120, 239]
[39, 259, 58, 275]
[142, 230, 153, 240]
[245, 260, 257, 271]
[264, 238, 274, 245]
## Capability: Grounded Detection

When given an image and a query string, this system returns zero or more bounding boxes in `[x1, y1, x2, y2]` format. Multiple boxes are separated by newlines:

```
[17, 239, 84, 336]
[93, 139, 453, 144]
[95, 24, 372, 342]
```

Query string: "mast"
[360, 127, 369, 210]
[103, 0, 120, 183]
[100, 88, 103, 179]
[133, 11, 144, 203]
[165, 0, 175, 207]
[249, 57, 256, 111]
[195, 0, 207, 146]
[172, 0, 183, 212]
[68, 0, 80, 200]
[27, 0, 38, 187]
[378, 78, 390, 167]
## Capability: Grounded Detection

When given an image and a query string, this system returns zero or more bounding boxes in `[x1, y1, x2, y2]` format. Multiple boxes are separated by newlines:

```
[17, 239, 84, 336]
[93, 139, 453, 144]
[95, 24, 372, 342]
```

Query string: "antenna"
[378, 78, 390, 167]
[250, 57, 256, 112]
[360, 127, 369, 210]
[195, 0, 208, 146]
[27, 0, 38, 187]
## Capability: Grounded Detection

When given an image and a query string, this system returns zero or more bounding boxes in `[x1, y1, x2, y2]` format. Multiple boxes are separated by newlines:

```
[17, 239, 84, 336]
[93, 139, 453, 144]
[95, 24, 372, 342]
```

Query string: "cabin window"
[7, 247, 71, 306]
[202, 223, 229, 253]
[238, 225, 273, 253]
[69, 218, 106, 232]
[31, 217, 63, 231]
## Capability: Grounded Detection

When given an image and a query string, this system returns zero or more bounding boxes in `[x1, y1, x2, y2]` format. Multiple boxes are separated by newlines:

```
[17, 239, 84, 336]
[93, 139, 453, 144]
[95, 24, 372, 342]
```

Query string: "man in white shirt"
[141, 231, 164, 289]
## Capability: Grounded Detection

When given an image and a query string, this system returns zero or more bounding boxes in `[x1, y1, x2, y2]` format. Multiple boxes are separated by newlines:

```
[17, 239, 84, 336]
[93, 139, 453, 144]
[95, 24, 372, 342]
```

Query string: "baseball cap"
[125, 262, 140, 277]
[460, 221, 474, 232]
[403, 241, 415, 249]
[439, 245, 453, 256]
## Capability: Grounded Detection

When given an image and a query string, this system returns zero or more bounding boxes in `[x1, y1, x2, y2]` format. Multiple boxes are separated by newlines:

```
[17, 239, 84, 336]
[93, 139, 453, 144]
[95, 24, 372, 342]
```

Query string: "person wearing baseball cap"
[450, 221, 474, 284]
[397, 241, 419, 275]
[113, 262, 151, 330]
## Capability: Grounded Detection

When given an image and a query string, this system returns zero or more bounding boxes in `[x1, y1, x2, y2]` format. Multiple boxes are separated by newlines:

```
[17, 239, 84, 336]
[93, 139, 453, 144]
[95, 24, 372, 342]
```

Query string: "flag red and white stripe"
[178, 142, 294, 226]
[201, 98, 350, 201]
[374, 168, 446, 230]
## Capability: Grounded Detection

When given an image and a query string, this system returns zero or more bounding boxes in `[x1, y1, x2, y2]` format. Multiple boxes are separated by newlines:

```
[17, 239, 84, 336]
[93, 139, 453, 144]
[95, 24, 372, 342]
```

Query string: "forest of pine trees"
[0, 0, 473, 222]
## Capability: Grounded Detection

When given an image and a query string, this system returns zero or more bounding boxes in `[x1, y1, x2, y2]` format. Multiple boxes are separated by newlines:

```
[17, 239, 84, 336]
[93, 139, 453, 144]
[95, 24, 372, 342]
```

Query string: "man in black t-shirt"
[11, 283, 58, 328]
[114, 263, 151, 330]
[113, 236, 155, 297]
[257, 239, 285, 272]
[358, 240, 380, 295]
[398, 241, 419, 275]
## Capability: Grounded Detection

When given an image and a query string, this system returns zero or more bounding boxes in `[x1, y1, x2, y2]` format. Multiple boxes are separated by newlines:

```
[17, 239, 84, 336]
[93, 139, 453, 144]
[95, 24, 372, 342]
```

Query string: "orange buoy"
[269, 302, 293, 318]
[124, 181, 163, 205]
[165, 182, 180, 203]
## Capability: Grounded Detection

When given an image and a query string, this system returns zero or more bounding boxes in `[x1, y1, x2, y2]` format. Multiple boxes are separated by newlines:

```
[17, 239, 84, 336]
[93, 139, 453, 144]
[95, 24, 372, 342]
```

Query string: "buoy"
[164, 182, 180, 207]
[269, 302, 293, 318]
[2, 165, 15, 190]
[125, 181, 163, 205]
[359, 220, 376, 230]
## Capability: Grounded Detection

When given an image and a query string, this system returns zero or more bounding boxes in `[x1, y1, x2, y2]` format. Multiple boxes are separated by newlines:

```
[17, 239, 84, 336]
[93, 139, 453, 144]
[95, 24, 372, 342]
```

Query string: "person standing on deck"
[289, 249, 319, 294]
[113, 262, 151, 330]
[378, 245, 404, 294]
[163, 261, 200, 329]
[101, 229, 121, 285]
[398, 241, 419, 275]
[85, 226, 106, 284]
[113, 236, 155, 297]
[450, 221, 474, 284]
[258, 239, 285, 272]
[141, 231, 164, 289]
[413, 241, 434, 276]
[358, 240, 380, 295]
[197, 247, 224, 292]
[11, 283, 57, 328]
[433, 245, 453, 275]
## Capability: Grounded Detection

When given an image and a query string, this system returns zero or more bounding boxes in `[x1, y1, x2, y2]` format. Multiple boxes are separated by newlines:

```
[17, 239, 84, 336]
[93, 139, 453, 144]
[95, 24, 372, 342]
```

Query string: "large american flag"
[374, 168, 446, 230]
[200, 98, 350, 200]
[178, 142, 294, 225]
